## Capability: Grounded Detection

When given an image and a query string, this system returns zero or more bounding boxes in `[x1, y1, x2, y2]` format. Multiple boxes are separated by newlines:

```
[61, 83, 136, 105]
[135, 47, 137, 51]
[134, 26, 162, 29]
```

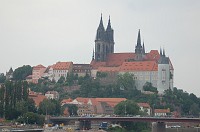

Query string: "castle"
[26, 14, 174, 93]
[90, 15, 174, 93]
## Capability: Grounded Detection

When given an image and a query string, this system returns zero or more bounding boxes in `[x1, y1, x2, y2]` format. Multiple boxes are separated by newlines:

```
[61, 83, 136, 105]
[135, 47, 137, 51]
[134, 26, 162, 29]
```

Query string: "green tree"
[27, 98, 37, 113]
[0, 73, 6, 83]
[117, 73, 135, 91]
[21, 112, 45, 125]
[57, 76, 65, 84]
[63, 104, 78, 116]
[13, 65, 32, 80]
[0, 84, 5, 117]
[114, 100, 140, 116]
[189, 103, 200, 117]
[143, 82, 158, 93]
[15, 100, 28, 116]
[114, 100, 150, 131]
[96, 71, 107, 78]
[22, 81, 28, 101]
[38, 99, 61, 116]
[79, 79, 101, 97]
[66, 73, 74, 86]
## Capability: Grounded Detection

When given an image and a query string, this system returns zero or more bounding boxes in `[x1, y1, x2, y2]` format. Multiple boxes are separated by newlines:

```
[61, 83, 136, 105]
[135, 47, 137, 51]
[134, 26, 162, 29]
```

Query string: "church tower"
[135, 30, 143, 61]
[157, 48, 170, 93]
[94, 14, 114, 61]
[105, 16, 114, 54]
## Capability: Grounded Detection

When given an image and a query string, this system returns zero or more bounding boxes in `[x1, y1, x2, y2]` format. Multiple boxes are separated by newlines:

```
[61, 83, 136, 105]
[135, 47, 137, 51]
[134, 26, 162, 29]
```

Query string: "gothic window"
[103, 44, 105, 52]
[97, 44, 100, 52]
[106, 46, 109, 54]
[162, 69, 166, 82]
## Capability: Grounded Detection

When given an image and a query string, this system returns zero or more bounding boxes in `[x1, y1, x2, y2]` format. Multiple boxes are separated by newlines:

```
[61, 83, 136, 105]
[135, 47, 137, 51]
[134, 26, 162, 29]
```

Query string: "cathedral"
[90, 15, 174, 93]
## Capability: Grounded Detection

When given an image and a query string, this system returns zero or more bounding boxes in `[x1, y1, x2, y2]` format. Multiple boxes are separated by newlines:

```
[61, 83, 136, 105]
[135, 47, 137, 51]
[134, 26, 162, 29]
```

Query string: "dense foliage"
[1, 71, 200, 128]
[38, 99, 61, 116]
[143, 82, 158, 93]
[114, 100, 150, 131]
[62, 104, 78, 116]
[0, 81, 45, 125]
[28, 72, 200, 118]
[0, 73, 6, 83]
[13, 65, 32, 80]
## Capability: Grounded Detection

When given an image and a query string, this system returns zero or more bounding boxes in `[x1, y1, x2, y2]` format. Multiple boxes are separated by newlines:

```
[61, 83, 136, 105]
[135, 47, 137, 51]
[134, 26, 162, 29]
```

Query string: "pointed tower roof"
[142, 41, 145, 54]
[136, 29, 141, 46]
[160, 47, 163, 56]
[163, 48, 166, 57]
[97, 13, 105, 31]
[92, 48, 95, 60]
[96, 14, 105, 41]
[106, 15, 112, 31]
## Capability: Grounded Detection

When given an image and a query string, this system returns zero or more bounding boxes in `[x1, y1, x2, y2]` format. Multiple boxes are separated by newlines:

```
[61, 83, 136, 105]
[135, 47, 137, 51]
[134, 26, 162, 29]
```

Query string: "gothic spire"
[106, 15, 112, 31]
[136, 29, 141, 46]
[96, 13, 105, 41]
[92, 48, 94, 60]
[163, 48, 166, 57]
[98, 13, 104, 30]
[135, 29, 143, 60]
[142, 41, 145, 54]
[160, 47, 163, 56]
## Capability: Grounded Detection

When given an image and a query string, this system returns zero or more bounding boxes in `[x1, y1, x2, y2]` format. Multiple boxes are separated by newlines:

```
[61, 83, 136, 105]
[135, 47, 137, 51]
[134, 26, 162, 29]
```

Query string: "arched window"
[97, 44, 100, 52]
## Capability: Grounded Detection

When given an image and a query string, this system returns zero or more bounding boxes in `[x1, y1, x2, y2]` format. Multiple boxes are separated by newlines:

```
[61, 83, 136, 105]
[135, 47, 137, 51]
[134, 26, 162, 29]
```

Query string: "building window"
[162, 69, 166, 82]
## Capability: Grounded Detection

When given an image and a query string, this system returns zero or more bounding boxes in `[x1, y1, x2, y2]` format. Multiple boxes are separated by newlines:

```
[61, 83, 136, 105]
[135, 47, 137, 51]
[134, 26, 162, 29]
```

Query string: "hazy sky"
[0, 0, 200, 96]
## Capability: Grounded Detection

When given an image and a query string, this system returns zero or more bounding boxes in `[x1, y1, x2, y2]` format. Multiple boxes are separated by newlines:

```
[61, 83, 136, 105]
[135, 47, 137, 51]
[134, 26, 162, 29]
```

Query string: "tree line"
[0, 81, 45, 125]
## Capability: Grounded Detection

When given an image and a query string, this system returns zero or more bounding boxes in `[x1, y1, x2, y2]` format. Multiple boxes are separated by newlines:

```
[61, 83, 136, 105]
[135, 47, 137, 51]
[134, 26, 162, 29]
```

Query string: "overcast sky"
[0, 0, 200, 96]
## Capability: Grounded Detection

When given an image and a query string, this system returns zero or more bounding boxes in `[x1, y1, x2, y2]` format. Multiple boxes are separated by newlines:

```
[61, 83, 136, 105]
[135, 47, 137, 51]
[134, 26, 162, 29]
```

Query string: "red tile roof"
[53, 62, 73, 70]
[29, 94, 46, 107]
[74, 97, 126, 108]
[90, 50, 162, 72]
[33, 64, 46, 70]
[75, 97, 89, 104]
[90, 61, 106, 69]
[137, 103, 151, 108]
[146, 50, 160, 61]
[106, 53, 135, 66]
[96, 98, 126, 107]
[61, 98, 73, 104]
[119, 61, 158, 72]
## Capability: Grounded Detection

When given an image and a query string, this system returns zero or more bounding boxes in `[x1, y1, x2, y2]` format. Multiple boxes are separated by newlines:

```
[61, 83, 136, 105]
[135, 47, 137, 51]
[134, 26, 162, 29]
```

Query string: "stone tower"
[157, 49, 170, 93]
[94, 14, 114, 61]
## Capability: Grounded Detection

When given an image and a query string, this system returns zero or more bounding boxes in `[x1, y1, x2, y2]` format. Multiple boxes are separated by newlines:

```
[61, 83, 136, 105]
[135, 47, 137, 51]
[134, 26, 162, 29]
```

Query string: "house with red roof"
[28, 89, 46, 107]
[32, 64, 46, 83]
[90, 15, 174, 93]
[63, 97, 126, 116]
[52, 62, 73, 82]
[61, 98, 73, 106]
[137, 103, 151, 115]
[154, 108, 170, 117]
[42, 65, 54, 81]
